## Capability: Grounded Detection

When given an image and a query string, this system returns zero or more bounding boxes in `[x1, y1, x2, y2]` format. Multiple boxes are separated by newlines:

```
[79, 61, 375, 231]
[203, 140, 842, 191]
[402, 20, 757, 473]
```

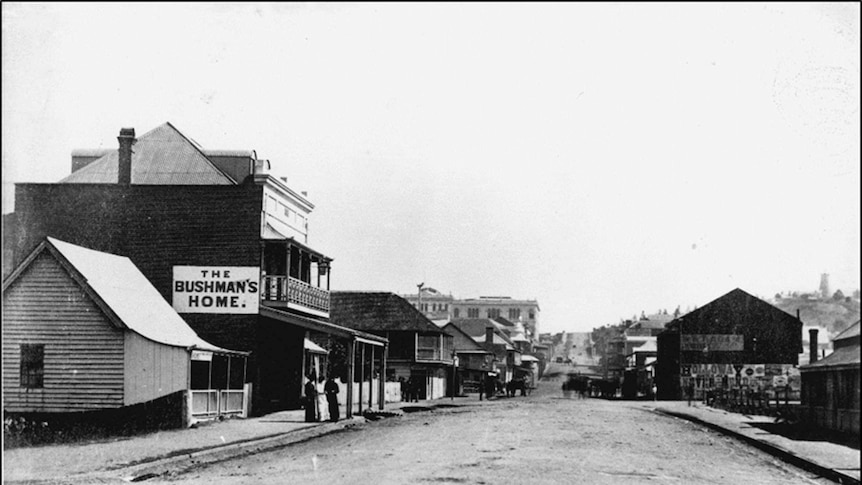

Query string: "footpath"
[3, 400, 447, 484]
[645, 401, 860, 485]
[4, 397, 859, 484]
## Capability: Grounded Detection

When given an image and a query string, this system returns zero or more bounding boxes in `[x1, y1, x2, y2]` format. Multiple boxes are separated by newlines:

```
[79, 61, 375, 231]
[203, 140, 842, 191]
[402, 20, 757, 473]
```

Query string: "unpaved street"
[153, 381, 822, 485]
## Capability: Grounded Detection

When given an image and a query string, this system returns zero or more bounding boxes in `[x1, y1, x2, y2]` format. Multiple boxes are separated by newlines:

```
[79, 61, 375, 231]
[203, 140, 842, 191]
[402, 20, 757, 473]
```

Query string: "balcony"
[261, 275, 330, 316]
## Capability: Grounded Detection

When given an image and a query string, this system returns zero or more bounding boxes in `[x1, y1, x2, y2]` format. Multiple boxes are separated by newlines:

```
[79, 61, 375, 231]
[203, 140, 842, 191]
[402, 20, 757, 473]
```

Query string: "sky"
[2, 3, 860, 334]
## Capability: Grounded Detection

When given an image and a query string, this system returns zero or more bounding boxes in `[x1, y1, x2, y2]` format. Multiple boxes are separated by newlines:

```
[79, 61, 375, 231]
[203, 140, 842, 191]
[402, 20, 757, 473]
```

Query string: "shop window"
[20, 344, 44, 388]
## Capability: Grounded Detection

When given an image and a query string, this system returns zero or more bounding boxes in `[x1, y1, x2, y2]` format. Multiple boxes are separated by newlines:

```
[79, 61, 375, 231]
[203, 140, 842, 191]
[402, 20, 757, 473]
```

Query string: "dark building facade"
[656, 288, 803, 400]
[799, 321, 860, 436]
[3, 123, 386, 416]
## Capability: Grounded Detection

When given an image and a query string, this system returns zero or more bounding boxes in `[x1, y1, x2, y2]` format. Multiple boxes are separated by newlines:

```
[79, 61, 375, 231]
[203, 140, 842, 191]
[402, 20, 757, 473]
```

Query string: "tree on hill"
[833, 289, 845, 301]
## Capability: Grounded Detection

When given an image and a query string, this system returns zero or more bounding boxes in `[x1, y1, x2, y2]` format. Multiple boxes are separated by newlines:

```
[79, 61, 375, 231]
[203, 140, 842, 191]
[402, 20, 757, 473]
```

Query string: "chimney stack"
[485, 326, 495, 350]
[809, 328, 819, 364]
[117, 128, 136, 185]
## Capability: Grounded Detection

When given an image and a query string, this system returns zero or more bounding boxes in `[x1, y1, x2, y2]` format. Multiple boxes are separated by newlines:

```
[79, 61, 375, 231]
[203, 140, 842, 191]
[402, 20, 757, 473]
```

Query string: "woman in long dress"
[304, 374, 318, 422]
[316, 375, 329, 422]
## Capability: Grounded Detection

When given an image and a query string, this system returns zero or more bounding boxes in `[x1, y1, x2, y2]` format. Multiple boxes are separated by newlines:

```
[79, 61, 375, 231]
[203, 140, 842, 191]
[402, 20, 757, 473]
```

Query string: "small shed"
[799, 321, 860, 436]
[2, 238, 248, 427]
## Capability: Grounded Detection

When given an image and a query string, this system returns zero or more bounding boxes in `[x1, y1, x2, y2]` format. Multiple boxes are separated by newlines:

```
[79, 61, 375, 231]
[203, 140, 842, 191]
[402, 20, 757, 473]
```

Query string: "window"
[20, 344, 44, 388]
[508, 308, 521, 320]
[468, 308, 479, 318]
[529, 311, 535, 319]
[453, 308, 460, 318]
[487, 308, 500, 319]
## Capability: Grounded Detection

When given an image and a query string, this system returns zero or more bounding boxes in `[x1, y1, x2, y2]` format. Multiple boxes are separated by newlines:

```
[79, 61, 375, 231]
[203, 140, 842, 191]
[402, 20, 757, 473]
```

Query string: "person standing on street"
[316, 375, 329, 422]
[304, 373, 319, 422]
[325, 375, 340, 422]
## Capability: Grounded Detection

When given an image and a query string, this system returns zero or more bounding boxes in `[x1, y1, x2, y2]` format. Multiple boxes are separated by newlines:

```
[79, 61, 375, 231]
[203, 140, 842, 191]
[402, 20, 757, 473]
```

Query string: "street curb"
[653, 408, 860, 485]
[100, 417, 366, 483]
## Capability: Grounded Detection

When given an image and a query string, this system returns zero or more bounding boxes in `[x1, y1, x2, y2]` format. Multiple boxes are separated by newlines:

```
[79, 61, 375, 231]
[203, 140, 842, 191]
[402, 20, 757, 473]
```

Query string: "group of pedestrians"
[398, 376, 422, 402]
[304, 373, 341, 422]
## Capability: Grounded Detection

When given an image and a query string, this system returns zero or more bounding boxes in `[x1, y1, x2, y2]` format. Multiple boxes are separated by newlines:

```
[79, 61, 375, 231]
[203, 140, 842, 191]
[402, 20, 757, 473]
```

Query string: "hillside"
[772, 296, 860, 338]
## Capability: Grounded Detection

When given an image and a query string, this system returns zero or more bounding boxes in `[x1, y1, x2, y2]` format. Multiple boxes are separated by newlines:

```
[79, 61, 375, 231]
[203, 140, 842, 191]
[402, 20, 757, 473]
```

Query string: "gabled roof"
[60, 122, 235, 185]
[441, 323, 492, 353]
[493, 316, 515, 327]
[449, 318, 516, 349]
[329, 292, 445, 333]
[663, 288, 800, 333]
[834, 320, 860, 341]
[800, 344, 860, 370]
[3, 237, 242, 354]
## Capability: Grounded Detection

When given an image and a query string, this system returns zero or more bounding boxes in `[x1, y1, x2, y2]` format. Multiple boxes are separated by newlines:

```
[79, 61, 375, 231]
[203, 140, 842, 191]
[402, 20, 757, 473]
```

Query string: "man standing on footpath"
[325, 375, 341, 422]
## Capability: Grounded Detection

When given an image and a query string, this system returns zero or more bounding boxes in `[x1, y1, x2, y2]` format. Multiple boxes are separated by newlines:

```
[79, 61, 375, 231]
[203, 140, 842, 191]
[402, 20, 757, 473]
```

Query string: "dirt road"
[152, 381, 824, 485]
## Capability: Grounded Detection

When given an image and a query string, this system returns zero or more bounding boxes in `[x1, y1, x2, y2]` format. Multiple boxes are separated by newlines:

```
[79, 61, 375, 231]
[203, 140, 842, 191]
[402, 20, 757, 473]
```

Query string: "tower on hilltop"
[819, 273, 830, 299]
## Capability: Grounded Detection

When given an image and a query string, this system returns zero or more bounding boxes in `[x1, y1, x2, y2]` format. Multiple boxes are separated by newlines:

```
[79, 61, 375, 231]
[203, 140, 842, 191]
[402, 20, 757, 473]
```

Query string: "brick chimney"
[485, 326, 495, 351]
[117, 128, 136, 185]
[809, 328, 819, 364]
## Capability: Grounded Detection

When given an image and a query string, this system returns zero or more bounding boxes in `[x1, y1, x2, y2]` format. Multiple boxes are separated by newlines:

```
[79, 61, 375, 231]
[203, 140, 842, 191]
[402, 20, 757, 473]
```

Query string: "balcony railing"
[261, 275, 330, 313]
[417, 347, 441, 361]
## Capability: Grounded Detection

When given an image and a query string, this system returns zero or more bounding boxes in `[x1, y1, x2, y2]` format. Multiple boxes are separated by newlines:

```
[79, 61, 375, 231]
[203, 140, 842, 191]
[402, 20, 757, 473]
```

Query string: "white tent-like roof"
[45, 237, 243, 354]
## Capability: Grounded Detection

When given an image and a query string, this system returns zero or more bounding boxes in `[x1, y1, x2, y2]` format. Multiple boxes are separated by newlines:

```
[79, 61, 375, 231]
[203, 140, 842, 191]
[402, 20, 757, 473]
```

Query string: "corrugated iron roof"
[834, 320, 860, 341]
[60, 122, 235, 185]
[800, 343, 860, 370]
[330, 292, 444, 333]
[45, 237, 241, 354]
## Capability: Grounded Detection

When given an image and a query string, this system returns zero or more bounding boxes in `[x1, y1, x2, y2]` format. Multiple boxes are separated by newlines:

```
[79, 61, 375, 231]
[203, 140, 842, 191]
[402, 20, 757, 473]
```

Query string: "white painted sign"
[191, 350, 213, 361]
[173, 266, 260, 314]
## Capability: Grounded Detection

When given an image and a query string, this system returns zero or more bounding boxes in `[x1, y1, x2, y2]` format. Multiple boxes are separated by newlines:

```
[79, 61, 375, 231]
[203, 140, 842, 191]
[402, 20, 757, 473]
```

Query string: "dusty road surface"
[149, 379, 824, 485]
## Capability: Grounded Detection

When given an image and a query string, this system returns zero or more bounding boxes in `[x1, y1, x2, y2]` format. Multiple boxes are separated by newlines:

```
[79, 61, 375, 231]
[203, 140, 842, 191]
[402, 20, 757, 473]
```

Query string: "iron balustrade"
[261, 275, 330, 313]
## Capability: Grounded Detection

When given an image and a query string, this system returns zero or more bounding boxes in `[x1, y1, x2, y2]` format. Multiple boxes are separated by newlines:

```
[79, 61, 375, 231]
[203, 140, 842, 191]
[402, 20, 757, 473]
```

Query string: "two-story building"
[3, 123, 387, 417]
[441, 322, 495, 395]
[451, 296, 540, 342]
[449, 318, 522, 384]
[330, 292, 454, 401]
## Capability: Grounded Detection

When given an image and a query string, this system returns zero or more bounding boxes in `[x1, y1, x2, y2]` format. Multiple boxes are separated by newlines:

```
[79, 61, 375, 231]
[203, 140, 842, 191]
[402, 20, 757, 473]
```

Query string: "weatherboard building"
[3, 122, 388, 416]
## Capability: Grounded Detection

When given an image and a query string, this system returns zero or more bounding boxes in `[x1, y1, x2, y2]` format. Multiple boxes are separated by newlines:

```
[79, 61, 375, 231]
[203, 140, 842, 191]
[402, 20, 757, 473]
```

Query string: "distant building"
[441, 322, 495, 395]
[799, 321, 860, 436]
[656, 288, 803, 400]
[451, 296, 540, 341]
[401, 286, 454, 324]
[402, 289, 541, 342]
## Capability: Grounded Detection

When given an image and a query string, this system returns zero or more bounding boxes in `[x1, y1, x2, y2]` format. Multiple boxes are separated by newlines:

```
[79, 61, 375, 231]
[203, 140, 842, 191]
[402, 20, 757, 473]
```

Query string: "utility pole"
[417, 282, 424, 315]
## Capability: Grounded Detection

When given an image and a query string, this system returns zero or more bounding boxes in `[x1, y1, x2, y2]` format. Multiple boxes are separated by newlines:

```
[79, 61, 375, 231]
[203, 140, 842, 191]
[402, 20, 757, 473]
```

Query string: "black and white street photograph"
[2, 3, 859, 484]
